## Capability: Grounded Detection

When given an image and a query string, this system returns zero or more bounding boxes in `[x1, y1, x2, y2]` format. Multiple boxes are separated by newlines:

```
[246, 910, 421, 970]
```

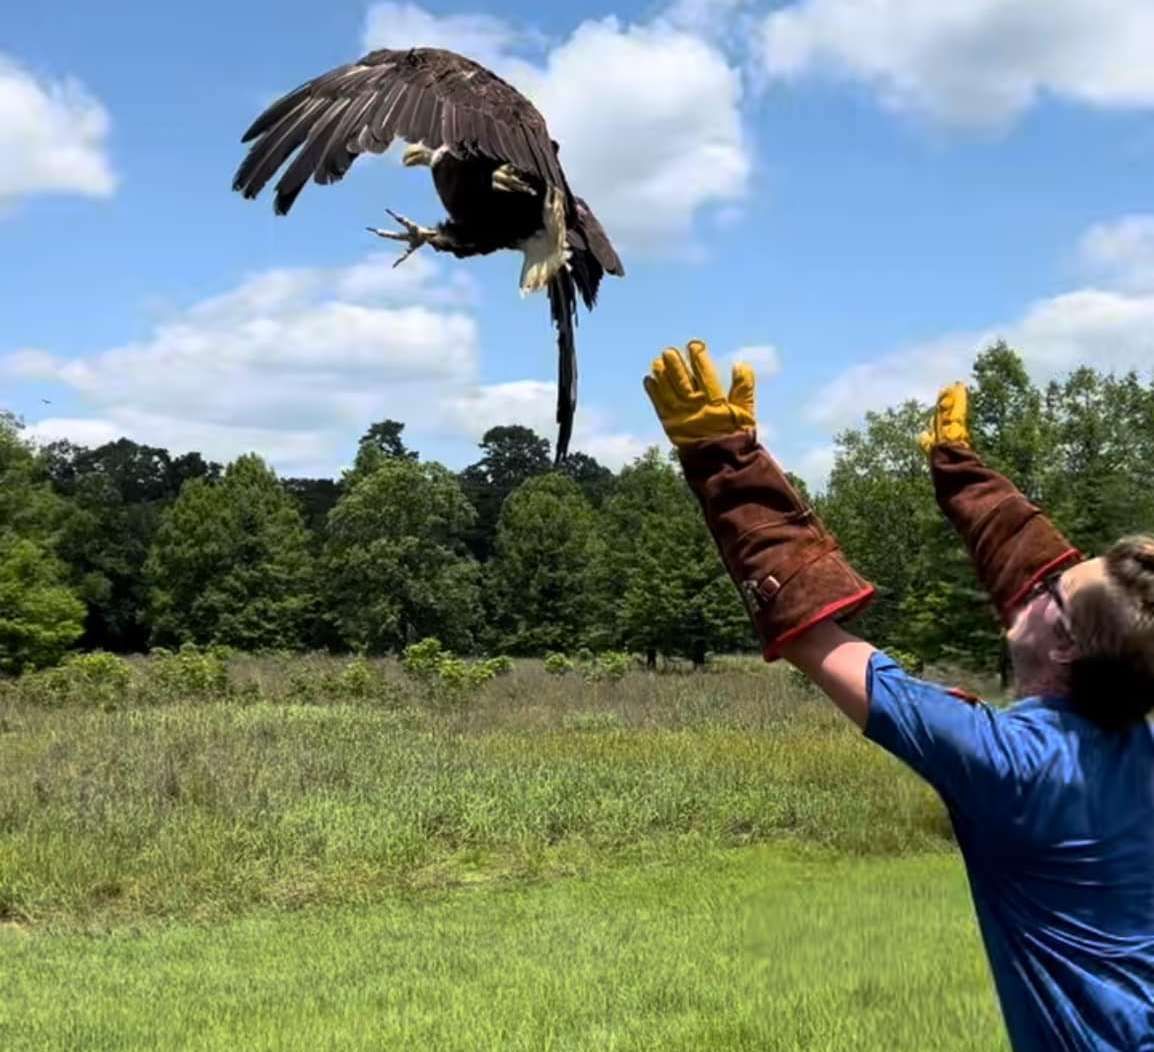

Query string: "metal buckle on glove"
[740, 575, 781, 617]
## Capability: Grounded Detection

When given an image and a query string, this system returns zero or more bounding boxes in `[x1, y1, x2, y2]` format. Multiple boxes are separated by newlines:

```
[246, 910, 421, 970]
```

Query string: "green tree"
[1040, 368, 1154, 555]
[352, 418, 418, 478]
[0, 536, 86, 673]
[321, 457, 481, 653]
[487, 473, 597, 653]
[557, 450, 616, 507]
[0, 416, 84, 671]
[459, 425, 552, 560]
[146, 454, 314, 649]
[595, 449, 747, 666]
[41, 438, 220, 651]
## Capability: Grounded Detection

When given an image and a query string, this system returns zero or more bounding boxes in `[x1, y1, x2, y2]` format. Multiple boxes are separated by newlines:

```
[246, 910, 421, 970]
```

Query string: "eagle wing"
[233, 47, 567, 215]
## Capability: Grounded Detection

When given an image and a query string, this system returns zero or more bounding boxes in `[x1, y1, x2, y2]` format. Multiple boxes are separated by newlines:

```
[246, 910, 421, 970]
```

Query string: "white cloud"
[362, 4, 751, 255]
[0, 348, 59, 380]
[761, 0, 1154, 128]
[361, 2, 537, 73]
[5, 253, 642, 475]
[440, 378, 657, 468]
[726, 343, 781, 377]
[794, 442, 837, 494]
[1079, 214, 1154, 292]
[804, 219, 1154, 432]
[0, 53, 116, 205]
[26, 417, 122, 448]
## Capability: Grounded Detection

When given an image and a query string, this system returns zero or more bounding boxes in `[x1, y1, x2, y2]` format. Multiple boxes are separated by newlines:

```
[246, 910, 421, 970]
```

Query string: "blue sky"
[3, 0, 1154, 487]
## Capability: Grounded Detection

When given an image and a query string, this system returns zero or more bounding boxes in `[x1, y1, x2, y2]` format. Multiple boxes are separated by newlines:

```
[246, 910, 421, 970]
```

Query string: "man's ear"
[1048, 634, 1079, 666]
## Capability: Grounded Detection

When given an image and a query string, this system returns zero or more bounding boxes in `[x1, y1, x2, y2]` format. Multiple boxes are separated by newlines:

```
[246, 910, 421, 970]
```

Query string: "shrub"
[12, 650, 134, 707]
[401, 638, 446, 680]
[543, 652, 573, 676]
[148, 643, 230, 698]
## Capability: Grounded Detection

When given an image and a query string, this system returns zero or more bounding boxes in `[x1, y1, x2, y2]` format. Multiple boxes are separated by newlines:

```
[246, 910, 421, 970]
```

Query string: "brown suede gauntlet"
[930, 443, 1081, 625]
[679, 430, 875, 661]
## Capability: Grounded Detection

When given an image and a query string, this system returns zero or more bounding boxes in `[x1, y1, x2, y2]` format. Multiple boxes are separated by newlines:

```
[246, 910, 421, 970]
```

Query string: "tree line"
[3, 341, 1152, 675]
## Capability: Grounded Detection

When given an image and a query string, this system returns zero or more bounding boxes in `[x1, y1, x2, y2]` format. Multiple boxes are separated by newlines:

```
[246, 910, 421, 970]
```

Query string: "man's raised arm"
[642, 339, 876, 726]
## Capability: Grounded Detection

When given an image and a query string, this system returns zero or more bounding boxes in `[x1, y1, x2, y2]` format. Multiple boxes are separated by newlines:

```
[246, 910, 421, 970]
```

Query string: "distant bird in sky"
[232, 46, 624, 462]
[40, 398, 52, 405]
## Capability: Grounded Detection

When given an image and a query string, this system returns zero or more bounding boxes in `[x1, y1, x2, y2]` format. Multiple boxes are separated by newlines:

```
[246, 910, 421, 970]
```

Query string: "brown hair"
[1068, 534, 1154, 730]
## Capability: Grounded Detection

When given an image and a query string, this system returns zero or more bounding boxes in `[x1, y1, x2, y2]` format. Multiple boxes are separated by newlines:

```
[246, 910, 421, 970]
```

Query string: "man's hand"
[643, 339, 755, 448]
[918, 382, 972, 454]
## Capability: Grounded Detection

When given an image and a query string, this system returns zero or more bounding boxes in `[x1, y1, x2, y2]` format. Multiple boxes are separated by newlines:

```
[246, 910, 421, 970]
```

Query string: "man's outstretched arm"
[779, 620, 876, 730]
[642, 337, 875, 668]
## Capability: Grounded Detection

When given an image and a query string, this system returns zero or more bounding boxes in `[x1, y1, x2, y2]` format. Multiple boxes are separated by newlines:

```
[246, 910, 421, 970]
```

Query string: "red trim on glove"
[763, 585, 877, 662]
[1002, 547, 1082, 619]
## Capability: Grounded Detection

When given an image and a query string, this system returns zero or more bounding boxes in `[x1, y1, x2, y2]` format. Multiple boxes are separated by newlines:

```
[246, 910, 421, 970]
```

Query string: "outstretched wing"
[233, 47, 566, 215]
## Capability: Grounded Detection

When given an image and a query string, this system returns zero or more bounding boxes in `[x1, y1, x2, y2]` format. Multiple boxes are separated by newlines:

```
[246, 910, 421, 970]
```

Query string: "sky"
[3, 0, 1154, 489]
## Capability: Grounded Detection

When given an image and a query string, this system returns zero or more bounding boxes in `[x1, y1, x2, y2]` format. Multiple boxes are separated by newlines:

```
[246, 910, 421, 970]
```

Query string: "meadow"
[0, 649, 1010, 1049]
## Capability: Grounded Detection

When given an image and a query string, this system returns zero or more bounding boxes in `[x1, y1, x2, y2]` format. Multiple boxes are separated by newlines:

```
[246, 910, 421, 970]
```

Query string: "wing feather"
[233, 47, 564, 212]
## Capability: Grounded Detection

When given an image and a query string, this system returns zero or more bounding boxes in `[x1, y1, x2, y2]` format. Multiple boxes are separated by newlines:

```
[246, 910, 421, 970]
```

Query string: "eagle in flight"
[232, 46, 625, 463]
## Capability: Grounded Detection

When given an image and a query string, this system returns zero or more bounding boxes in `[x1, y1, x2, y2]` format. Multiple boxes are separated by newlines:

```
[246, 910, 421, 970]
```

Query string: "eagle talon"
[367, 209, 444, 265]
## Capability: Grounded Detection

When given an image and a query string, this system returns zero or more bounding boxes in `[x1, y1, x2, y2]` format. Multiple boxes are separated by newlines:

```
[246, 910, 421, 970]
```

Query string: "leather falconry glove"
[920, 381, 1081, 625]
[644, 339, 874, 661]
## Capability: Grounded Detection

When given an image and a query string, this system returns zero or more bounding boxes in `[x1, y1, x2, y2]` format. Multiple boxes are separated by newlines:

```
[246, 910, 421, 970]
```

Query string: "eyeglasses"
[1025, 570, 1073, 636]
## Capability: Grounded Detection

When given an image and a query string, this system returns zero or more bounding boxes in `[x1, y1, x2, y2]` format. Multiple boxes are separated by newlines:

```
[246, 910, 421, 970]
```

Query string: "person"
[643, 339, 1154, 1051]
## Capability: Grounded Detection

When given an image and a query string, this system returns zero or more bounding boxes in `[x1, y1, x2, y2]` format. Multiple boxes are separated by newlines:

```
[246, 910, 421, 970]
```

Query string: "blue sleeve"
[863, 651, 1041, 819]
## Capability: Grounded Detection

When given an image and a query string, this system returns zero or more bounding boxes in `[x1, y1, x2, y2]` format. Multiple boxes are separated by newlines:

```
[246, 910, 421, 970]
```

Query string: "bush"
[544, 652, 573, 676]
[148, 643, 230, 698]
[402, 637, 501, 704]
[580, 650, 631, 683]
[12, 650, 135, 707]
[401, 638, 446, 680]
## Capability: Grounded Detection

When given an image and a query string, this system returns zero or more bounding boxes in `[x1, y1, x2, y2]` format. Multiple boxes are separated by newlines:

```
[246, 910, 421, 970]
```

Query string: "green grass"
[0, 653, 1013, 1048]
[0, 844, 1008, 1051]
[0, 656, 962, 926]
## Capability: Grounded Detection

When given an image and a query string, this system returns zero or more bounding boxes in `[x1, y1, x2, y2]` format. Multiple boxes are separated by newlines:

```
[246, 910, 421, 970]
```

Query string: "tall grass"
[0, 652, 975, 928]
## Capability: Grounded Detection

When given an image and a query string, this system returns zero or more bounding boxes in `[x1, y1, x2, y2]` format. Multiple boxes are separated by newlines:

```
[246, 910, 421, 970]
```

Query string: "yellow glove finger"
[660, 347, 698, 403]
[646, 356, 681, 415]
[729, 363, 755, 420]
[642, 375, 675, 419]
[687, 339, 726, 403]
[917, 430, 933, 455]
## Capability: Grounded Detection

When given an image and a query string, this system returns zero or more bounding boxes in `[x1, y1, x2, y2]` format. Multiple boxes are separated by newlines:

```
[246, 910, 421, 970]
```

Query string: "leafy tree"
[352, 418, 418, 478]
[459, 425, 552, 560]
[40, 438, 220, 651]
[0, 536, 86, 674]
[595, 449, 747, 666]
[557, 450, 616, 506]
[147, 454, 314, 649]
[0, 416, 84, 671]
[321, 457, 481, 653]
[486, 473, 598, 652]
[1040, 368, 1154, 555]
[282, 477, 342, 540]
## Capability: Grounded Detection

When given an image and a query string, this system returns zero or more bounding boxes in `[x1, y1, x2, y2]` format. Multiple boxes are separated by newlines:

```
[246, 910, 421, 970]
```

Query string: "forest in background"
[3, 341, 1153, 676]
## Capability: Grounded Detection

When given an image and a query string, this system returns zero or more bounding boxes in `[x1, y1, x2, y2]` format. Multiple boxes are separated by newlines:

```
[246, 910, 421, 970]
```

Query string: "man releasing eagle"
[232, 46, 624, 462]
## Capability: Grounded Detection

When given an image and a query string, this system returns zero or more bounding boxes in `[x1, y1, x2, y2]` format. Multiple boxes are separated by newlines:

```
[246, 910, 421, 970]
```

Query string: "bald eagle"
[232, 46, 624, 463]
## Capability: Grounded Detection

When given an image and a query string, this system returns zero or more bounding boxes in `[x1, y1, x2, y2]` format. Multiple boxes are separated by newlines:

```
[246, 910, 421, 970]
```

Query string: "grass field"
[0, 651, 1010, 1048]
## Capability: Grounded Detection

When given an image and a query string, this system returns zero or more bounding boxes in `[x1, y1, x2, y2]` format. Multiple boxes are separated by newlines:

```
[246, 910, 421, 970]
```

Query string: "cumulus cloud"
[440, 379, 657, 469]
[726, 343, 781, 377]
[362, 3, 752, 255]
[803, 218, 1154, 432]
[761, 0, 1154, 128]
[0, 52, 116, 206]
[794, 442, 837, 494]
[5, 253, 647, 475]
[1079, 214, 1154, 292]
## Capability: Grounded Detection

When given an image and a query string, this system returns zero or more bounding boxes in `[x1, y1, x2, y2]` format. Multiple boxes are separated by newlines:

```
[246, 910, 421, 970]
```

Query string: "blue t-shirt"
[864, 650, 1154, 1051]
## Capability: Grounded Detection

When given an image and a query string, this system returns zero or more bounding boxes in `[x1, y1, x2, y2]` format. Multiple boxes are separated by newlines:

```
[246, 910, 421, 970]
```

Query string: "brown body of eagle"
[232, 46, 624, 463]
